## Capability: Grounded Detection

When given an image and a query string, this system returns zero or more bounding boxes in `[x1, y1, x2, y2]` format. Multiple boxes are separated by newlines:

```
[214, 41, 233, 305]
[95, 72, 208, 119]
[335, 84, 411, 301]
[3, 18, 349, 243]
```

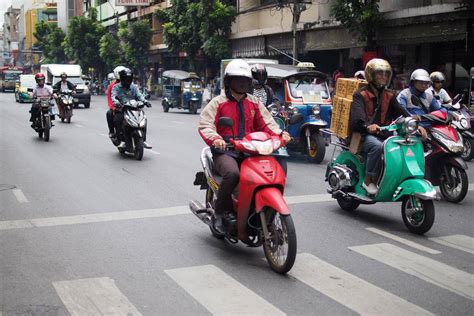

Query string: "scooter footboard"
[255, 187, 290, 215]
[392, 179, 438, 201]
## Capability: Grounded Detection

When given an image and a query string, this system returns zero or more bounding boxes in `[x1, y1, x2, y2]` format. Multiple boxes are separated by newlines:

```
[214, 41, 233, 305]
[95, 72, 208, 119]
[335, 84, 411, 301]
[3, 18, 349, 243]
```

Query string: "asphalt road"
[1, 92, 473, 315]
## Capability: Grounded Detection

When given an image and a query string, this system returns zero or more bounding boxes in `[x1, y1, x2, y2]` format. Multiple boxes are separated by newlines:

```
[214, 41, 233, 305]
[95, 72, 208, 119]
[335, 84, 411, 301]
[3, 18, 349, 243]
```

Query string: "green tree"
[117, 20, 152, 75]
[99, 33, 122, 70]
[33, 22, 67, 63]
[155, 0, 236, 69]
[63, 8, 105, 73]
[330, 0, 383, 50]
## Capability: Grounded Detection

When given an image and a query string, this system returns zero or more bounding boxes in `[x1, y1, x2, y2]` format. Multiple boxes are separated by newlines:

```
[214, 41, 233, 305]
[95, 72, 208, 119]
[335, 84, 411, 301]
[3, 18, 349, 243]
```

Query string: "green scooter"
[326, 116, 437, 234]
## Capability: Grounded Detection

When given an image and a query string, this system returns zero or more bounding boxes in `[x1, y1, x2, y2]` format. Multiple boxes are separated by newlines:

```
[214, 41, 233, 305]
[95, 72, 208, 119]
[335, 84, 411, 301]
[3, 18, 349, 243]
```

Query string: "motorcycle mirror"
[27, 88, 33, 92]
[218, 117, 234, 128]
[452, 103, 461, 110]
[410, 95, 421, 106]
[289, 113, 304, 125]
[46, 82, 52, 86]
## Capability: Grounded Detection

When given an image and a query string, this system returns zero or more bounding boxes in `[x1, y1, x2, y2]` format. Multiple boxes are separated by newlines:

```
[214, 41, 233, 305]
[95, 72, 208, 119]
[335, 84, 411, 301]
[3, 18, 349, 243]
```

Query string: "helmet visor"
[121, 76, 133, 88]
[373, 70, 392, 87]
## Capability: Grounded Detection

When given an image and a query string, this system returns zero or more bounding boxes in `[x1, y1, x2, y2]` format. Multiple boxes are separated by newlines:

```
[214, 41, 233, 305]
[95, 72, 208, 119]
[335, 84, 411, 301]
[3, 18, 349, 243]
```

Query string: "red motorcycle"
[422, 110, 469, 203]
[190, 117, 297, 274]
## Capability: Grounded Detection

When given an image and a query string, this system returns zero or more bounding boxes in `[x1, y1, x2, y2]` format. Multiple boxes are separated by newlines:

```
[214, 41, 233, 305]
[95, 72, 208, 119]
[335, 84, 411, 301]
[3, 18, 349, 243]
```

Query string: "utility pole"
[291, 0, 307, 65]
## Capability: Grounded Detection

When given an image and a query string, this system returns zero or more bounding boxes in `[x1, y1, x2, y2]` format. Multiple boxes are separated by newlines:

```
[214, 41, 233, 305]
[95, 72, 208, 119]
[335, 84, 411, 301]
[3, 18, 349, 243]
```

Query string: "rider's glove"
[145, 101, 152, 108]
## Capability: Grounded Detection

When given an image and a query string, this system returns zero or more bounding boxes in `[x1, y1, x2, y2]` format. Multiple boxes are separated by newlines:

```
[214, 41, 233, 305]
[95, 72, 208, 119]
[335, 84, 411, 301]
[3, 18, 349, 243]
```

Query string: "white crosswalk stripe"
[289, 253, 432, 315]
[165, 264, 285, 315]
[53, 277, 142, 316]
[430, 235, 474, 254]
[349, 243, 474, 300]
[366, 227, 441, 254]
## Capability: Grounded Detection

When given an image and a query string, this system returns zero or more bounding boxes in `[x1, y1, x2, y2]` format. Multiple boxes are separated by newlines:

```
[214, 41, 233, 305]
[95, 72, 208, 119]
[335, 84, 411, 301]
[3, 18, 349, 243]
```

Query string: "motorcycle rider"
[397, 69, 445, 128]
[428, 71, 452, 106]
[106, 68, 124, 138]
[53, 72, 76, 119]
[251, 64, 275, 106]
[111, 67, 152, 149]
[29, 73, 54, 127]
[349, 58, 412, 195]
[198, 59, 291, 233]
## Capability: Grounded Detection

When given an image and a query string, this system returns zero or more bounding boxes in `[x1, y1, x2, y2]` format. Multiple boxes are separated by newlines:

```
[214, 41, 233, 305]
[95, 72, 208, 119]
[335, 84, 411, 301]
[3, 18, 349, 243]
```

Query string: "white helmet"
[430, 71, 445, 82]
[410, 69, 430, 82]
[113, 66, 126, 80]
[224, 59, 252, 79]
[354, 70, 365, 80]
[107, 72, 115, 81]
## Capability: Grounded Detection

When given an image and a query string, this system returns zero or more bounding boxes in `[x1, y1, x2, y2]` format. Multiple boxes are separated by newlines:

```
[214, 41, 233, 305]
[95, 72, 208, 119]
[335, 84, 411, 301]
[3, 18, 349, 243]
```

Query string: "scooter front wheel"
[401, 197, 435, 235]
[439, 165, 468, 203]
[461, 138, 473, 161]
[337, 196, 360, 211]
[262, 209, 297, 274]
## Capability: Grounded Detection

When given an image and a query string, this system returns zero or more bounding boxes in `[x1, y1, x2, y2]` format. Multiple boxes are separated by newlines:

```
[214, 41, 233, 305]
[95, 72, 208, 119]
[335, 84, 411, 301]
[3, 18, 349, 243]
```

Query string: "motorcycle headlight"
[405, 118, 418, 134]
[312, 104, 321, 116]
[139, 118, 147, 128]
[268, 104, 278, 116]
[289, 106, 298, 115]
[431, 129, 464, 153]
[460, 118, 469, 129]
[252, 140, 274, 155]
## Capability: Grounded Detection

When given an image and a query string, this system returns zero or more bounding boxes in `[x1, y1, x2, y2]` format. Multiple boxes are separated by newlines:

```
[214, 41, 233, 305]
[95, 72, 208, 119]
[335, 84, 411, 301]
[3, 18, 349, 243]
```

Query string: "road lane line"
[290, 253, 432, 315]
[429, 235, 474, 254]
[100, 133, 109, 137]
[53, 277, 142, 316]
[366, 227, 441, 254]
[0, 193, 333, 231]
[148, 149, 160, 155]
[349, 243, 474, 300]
[12, 188, 28, 203]
[469, 183, 474, 191]
[165, 265, 285, 315]
[74, 124, 83, 128]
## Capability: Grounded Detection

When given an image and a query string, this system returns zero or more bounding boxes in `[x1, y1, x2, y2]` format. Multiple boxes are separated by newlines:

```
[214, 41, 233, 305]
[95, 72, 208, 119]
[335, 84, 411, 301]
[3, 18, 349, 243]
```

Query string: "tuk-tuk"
[161, 70, 203, 114]
[265, 63, 332, 163]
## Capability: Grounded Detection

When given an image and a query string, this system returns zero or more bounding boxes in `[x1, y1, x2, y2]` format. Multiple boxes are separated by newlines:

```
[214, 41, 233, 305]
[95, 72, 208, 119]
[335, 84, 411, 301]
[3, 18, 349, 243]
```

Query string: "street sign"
[115, 0, 150, 6]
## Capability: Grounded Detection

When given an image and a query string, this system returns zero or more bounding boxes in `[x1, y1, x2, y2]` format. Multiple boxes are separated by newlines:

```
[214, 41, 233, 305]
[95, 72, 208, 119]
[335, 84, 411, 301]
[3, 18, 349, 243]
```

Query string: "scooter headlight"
[430, 129, 464, 153]
[139, 118, 147, 128]
[289, 106, 298, 115]
[251, 140, 274, 155]
[312, 104, 321, 116]
[405, 118, 418, 134]
[267, 104, 278, 116]
[460, 118, 469, 129]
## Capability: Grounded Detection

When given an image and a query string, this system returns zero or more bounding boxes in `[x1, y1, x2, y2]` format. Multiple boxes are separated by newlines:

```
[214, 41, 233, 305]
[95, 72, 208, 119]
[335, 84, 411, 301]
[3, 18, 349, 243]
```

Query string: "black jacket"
[53, 80, 76, 93]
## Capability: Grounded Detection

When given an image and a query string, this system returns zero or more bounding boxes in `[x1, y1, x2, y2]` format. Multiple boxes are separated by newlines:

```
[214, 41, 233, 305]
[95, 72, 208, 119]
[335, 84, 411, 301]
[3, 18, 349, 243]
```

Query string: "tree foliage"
[99, 33, 122, 70]
[63, 8, 105, 73]
[155, 0, 236, 68]
[33, 22, 67, 63]
[117, 20, 153, 73]
[330, 0, 383, 49]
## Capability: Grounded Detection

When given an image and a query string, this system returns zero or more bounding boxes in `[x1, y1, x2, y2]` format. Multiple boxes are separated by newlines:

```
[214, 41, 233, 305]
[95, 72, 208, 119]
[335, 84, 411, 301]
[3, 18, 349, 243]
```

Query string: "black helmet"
[251, 64, 267, 85]
[60, 72, 67, 80]
[119, 68, 133, 88]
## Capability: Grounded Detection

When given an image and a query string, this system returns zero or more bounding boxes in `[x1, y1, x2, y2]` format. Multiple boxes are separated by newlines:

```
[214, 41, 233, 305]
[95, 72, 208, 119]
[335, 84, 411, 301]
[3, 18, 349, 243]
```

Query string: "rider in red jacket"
[106, 67, 125, 137]
[198, 59, 290, 232]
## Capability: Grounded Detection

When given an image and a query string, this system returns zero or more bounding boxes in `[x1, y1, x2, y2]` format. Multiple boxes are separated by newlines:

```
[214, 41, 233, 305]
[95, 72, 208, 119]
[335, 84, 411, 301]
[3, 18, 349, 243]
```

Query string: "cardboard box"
[335, 78, 368, 100]
[331, 95, 353, 139]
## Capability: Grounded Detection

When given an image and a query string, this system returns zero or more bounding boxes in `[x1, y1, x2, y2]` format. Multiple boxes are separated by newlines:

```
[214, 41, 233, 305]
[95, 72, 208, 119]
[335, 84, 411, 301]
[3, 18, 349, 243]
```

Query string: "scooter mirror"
[27, 88, 33, 92]
[218, 117, 234, 128]
[410, 95, 421, 106]
[289, 113, 304, 125]
[452, 103, 461, 110]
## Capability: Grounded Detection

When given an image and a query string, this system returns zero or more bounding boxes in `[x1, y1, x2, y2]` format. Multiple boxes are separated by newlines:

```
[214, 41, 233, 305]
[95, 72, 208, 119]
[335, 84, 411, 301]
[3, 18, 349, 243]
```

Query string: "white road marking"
[12, 188, 28, 203]
[290, 253, 432, 315]
[148, 149, 160, 155]
[165, 265, 285, 316]
[0, 193, 333, 231]
[366, 227, 441, 254]
[0, 206, 188, 231]
[469, 183, 474, 191]
[74, 124, 83, 128]
[100, 133, 109, 137]
[430, 235, 474, 254]
[171, 120, 184, 124]
[53, 277, 142, 316]
[349, 243, 474, 300]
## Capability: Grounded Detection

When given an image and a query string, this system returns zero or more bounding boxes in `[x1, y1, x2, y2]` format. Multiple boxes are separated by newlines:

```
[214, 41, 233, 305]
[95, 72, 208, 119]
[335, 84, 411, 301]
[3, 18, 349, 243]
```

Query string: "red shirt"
[107, 81, 117, 109]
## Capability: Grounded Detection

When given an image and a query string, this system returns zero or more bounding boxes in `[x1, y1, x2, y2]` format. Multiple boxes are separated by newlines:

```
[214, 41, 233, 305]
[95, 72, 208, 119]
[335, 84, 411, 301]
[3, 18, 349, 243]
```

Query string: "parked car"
[15, 74, 36, 103]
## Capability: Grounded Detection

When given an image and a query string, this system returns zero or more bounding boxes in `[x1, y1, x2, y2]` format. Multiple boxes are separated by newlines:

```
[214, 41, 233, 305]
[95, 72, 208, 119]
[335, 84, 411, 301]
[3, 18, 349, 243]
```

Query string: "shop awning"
[232, 36, 265, 58]
[305, 28, 364, 51]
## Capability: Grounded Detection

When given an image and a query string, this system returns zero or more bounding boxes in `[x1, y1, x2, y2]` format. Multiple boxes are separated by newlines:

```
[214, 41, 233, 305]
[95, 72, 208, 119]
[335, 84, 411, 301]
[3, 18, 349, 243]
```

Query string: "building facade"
[2, 6, 21, 65]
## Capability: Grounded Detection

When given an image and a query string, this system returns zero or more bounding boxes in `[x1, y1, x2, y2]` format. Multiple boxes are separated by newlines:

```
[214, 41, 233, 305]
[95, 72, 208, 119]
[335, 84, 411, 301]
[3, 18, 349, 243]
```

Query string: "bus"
[0, 66, 26, 92]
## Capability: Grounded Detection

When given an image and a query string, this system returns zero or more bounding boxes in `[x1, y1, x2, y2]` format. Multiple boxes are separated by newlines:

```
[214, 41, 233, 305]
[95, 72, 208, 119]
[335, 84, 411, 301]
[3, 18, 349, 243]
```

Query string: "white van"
[40, 64, 91, 108]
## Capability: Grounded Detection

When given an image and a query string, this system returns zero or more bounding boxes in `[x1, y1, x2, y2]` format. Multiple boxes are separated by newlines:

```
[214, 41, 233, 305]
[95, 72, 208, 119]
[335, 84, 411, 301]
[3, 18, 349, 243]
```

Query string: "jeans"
[213, 154, 240, 215]
[363, 135, 383, 177]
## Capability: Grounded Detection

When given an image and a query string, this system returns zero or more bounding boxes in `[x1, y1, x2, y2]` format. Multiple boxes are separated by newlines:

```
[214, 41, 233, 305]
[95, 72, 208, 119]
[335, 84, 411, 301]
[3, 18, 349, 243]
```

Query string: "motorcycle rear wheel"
[337, 196, 360, 211]
[262, 209, 297, 274]
[401, 197, 435, 235]
[439, 165, 468, 203]
[205, 188, 225, 240]
[162, 101, 170, 112]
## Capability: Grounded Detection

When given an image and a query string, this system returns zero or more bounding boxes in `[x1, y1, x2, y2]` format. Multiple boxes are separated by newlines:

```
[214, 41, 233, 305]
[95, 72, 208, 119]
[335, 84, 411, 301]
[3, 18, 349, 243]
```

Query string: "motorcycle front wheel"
[401, 197, 435, 235]
[262, 208, 297, 274]
[439, 165, 468, 203]
[337, 196, 360, 211]
[43, 116, 50, 142]
[134, 135, 144, 160]
[461, 138, 474, 161]
[307, 132, 325, 164]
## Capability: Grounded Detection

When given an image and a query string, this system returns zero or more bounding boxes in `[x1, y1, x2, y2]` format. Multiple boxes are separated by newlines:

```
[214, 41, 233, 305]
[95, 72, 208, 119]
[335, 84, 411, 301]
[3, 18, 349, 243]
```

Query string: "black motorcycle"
[32, 97, 54, 142]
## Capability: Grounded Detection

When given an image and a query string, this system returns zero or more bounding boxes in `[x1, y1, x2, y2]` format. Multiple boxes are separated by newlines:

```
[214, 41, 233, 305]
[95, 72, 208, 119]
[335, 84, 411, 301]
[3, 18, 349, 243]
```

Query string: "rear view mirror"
[218, 117, 234, 128]
[452, 103, 461, 110]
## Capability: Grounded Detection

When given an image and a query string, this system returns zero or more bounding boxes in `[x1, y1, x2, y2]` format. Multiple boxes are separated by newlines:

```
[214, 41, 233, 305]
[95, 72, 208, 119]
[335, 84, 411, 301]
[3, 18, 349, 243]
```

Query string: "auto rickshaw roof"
[162, 70, 200, 80]
[265, 64, 327, 79]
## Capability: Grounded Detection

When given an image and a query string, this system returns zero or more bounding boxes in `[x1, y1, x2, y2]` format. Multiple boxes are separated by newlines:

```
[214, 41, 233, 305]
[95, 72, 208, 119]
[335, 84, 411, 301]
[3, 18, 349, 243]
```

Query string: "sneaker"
[362, 182, 378, 195]
[212, 213, 226, 234]
[144, 141, 152, 149]
[117, 141, 126, 149]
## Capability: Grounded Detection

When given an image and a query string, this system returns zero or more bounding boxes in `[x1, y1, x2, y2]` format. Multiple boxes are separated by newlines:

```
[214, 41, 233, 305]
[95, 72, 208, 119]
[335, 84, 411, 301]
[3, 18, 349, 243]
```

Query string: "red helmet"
[35, 73, 45, 83]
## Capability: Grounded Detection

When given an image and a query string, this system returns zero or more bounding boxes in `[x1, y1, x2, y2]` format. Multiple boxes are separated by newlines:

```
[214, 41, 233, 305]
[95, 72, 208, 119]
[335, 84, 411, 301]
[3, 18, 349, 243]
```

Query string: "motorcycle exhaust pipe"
[189, 200, 210, 224]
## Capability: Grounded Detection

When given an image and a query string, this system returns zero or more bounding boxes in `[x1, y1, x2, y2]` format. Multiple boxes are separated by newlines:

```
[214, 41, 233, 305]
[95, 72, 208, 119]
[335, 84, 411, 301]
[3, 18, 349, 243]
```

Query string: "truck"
[40, 64, 91, 108]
